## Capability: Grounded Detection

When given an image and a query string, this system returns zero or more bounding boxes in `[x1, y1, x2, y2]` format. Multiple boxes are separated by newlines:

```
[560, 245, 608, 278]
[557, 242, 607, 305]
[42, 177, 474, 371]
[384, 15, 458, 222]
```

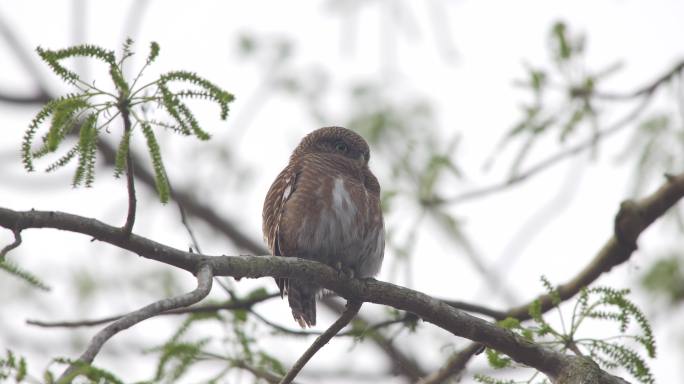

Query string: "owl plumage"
[262, 127, 385, 327]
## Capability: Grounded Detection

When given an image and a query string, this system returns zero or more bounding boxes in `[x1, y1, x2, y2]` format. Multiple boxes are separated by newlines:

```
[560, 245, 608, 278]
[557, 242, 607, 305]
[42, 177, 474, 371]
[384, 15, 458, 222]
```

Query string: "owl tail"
[287, 282, 317, 328]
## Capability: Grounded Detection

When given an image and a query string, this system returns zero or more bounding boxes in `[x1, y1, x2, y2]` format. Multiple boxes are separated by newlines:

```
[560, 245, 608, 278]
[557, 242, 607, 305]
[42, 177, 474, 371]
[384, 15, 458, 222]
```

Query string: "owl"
[262, 127, 385, 328]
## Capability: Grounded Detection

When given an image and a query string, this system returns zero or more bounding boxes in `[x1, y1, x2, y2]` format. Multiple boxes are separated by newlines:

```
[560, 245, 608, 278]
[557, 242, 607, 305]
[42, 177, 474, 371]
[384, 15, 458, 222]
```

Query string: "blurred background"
[1, 0, 683, 383]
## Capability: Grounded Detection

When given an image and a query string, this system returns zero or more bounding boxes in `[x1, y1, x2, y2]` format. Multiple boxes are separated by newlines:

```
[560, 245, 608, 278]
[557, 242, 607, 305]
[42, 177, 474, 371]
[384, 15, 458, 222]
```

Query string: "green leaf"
[37, 44, 116, 85]
[140, 122, 170, 203]
[641, 256, 684, 303]
[485, 348, 512, 369]
[147, 41, 160, 64]
[73, 113, 99, 187]
[114, 128, 132, 178]
[0, 259, 50, 291]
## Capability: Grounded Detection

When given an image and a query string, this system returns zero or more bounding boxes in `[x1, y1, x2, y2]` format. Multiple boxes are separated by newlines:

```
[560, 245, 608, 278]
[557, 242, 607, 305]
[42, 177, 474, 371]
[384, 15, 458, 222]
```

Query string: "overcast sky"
[1, 1, 683, 382]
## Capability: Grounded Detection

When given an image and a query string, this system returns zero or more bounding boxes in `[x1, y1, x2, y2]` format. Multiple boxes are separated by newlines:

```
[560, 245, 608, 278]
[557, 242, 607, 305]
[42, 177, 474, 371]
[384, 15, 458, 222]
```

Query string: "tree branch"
[120, 105, 136, 236]
[4, 171, 681, 383]
[419, 172, 684, 382]
[279, 300, 362, 384]
[0, 90, 50, 105]
[232, 360, 298, 384]
[56, 263, 213, 382]
[571, 59, 684, 100]
[25, 292, 279, 328]
[321, 297, 426, 380]
[0, 228, 22, 260]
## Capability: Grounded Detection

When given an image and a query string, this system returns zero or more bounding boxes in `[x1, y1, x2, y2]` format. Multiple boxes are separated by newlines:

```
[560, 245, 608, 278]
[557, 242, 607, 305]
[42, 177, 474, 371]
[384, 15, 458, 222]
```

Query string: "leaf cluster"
[0, 259, 50, 291]
[641, 255, 684, 303]
[479, 277, 656, 384]
[22, 40, 234, 203]
[0, 350, 28, 383]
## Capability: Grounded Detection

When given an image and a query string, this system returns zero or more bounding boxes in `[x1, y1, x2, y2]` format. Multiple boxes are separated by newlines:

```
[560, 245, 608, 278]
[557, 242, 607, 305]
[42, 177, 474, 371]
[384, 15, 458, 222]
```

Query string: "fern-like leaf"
[0, 259, 50, 291]
[53, 358, 124, 384]
[45, 146, 79, 172]
[141, 122, 170, 202]
[147, 41, 160, 64]
[36, 44, 116, 85]
[73, 114, 98, 187]
[46, 96, 88, 151]
[114, 129, 132, 178]
[159, 70, 234, 119]
[589, 341, 654, 384]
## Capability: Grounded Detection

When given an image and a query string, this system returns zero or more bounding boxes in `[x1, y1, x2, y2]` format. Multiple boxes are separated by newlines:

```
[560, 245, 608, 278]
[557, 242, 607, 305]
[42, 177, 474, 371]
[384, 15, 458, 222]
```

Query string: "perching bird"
[262, 127, 385, 328]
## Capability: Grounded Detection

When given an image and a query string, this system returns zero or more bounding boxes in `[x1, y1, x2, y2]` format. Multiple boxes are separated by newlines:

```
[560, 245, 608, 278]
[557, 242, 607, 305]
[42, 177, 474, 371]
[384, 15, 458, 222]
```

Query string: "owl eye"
[334, 142, 348, 153]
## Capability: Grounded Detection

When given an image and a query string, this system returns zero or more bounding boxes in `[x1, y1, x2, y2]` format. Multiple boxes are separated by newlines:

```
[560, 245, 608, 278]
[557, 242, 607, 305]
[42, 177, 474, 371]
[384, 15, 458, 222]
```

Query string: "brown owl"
[262, 127, 385, 327]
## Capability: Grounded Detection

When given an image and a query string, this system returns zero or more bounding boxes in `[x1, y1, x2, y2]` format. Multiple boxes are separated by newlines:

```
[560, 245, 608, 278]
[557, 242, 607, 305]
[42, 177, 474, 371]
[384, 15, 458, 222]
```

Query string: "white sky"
[1, 1, 683, 383]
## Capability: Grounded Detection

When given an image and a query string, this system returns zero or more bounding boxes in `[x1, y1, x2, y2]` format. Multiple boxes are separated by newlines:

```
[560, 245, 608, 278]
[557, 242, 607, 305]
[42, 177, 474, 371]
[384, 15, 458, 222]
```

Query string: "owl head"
[291, 126, 371, 166]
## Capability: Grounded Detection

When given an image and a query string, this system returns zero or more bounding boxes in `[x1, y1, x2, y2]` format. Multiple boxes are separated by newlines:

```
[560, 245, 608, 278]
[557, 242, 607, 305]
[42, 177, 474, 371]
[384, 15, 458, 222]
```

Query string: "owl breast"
[285, 175, 384, 278]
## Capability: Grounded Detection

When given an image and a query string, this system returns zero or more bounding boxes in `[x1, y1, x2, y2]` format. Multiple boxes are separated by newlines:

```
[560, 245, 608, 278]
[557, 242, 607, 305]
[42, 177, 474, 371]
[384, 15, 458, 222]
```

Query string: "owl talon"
[333, 262, 355, 280]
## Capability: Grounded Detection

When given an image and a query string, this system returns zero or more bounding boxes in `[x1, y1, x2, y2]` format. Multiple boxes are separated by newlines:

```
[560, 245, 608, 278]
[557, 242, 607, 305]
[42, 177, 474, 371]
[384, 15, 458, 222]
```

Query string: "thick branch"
[422, 172, 684, 382]
[279, 301, 362, 384]
[57, 264, 213, 382]
[3, 173, 682, 383]
[504, 174, 684, 319]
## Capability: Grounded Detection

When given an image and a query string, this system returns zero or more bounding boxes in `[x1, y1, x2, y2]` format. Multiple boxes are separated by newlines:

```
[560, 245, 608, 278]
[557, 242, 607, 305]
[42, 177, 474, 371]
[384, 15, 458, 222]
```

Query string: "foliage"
[641, 255, 684, 303]
[0, 350, 28, 383]
[0, 259, 50, 291]
[22, 39, 234, 203]
[478, 277, 656, 384]
[142, 312, 221, 383]
[496, 21, 601, 176]
[141, 288, 286, 383]
[49, 357, 124, 384]
[618, 113, 684, 198]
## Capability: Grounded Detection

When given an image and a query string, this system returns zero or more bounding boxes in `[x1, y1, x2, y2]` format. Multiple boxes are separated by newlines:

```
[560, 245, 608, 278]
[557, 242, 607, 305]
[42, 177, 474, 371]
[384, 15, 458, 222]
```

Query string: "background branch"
[57, 264, 214, 382]
[25, 292, 279, 328]
[279, 300, 363, 384]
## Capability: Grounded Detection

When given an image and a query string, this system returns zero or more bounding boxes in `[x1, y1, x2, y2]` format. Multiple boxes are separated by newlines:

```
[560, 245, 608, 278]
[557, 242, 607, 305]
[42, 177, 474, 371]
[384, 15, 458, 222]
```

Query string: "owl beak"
[355, 153, 367, 166]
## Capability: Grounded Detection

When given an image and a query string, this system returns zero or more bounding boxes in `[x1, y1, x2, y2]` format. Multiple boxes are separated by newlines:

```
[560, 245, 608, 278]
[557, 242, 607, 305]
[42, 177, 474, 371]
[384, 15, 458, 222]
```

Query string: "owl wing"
[262, 163, 300, 296]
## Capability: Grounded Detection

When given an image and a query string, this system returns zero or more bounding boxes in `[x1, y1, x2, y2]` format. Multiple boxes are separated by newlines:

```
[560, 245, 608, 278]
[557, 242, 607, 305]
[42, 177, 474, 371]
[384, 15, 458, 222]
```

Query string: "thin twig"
[0, 228, 22, 260]
[416, 342, 483, 384]
[572, 60, 684, 100]
[439, 95, 652, 205]
[232, 360, 297, 384]
[248, 307, 410, 337]
[56, 264, 213, 382]
[26, 292, 278, 328]
[322, 297, 426, 380]
[121, 104, 136, 236]
[432, 59, 684, 208]
[279, 300, 363, 384]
